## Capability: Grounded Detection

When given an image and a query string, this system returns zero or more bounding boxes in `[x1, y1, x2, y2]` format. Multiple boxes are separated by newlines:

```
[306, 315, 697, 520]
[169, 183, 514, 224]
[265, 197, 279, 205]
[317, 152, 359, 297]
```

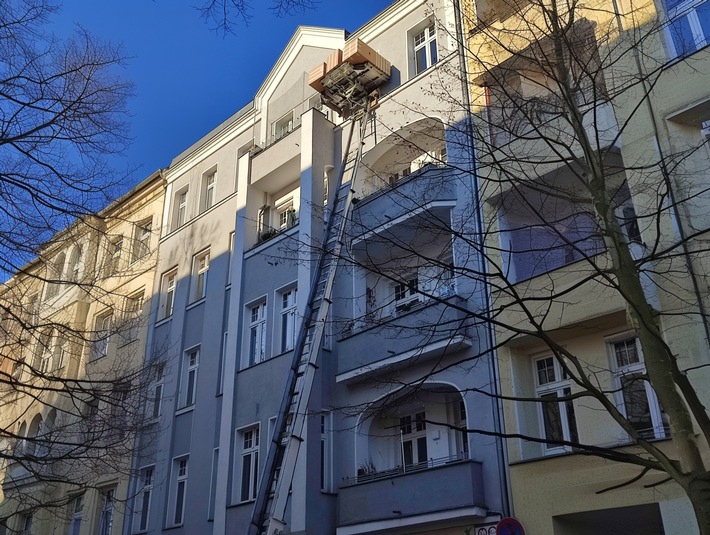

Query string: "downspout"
[610, 0, 710, 348]
[453, 0, 513, 518]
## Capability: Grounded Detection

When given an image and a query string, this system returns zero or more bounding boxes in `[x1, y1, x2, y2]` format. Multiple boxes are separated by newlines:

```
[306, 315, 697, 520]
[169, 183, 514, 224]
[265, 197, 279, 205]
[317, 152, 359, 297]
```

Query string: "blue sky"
[54, 0, 394, 189]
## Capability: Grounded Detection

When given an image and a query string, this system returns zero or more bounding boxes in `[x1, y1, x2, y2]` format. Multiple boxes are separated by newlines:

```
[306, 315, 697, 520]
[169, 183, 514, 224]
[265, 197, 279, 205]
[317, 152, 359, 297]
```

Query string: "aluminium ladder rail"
[248, 97, 375, 535]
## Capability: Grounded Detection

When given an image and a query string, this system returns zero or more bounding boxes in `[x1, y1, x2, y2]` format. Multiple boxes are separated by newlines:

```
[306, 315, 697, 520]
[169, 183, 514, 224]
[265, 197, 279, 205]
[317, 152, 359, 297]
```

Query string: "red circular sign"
[496, 517, 525, 535]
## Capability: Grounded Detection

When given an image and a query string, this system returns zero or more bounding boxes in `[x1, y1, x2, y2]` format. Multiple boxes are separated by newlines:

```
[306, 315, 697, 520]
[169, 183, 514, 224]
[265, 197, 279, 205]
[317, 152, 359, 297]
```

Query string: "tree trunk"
[686, 476, 710, 535]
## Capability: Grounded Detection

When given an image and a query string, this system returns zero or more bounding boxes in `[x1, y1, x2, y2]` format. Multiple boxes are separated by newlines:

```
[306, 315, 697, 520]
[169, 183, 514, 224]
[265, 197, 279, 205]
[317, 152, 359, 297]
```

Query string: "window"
[174, 188, 188, 229]
[53, 341, 67, 370]
[665, 0, 710, 57]
[272, 112, 294, 142]
[534, 356, 578, 451]
[320, 413, 333, 492]
[123, 291, 144, 343]
[45, 253, 65, 298]
[104, 238, 123, 278]
[191, 250, 210, 302]
[280, 288, 297, 352]
[161, 270, 177, 319]
[248, 302, 267, 365]
[181, 348, 199, 408]
[20, 514, 32, 535]
[134, 466, 154, 532]
[146, 364, 164, 421]
[208, 449, 219, 520]
[171, 458, 188, 526]
[201, 170, 216, 213]
[92, 312, 113, 360]
[239, 426, 260, 502]
[400, 411, 428, 469]
[68, 246, 82, 282]
[36, 329, 52, 374]
[393, 277, 420, 313]
[218, 332, 227, 395]
[276, 201, 297, 230]
[227, 232, 235, 286]
[413, 23, 437, 75]
[68, 495, 84, 535]
[454, 399, 469, 457]
[610, 337, 669, 439]
[98, 488, 115, 535]
[132, 219, 152, 262]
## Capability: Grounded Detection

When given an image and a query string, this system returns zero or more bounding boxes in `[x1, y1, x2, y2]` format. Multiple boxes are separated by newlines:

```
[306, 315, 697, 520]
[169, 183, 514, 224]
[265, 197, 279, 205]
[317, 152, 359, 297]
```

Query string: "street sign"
[496, 517, 525, 535]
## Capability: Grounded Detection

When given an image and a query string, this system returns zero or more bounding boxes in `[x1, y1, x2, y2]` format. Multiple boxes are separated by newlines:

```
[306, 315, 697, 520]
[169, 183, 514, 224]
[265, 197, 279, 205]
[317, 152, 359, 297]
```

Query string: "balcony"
[350, 165, 457, 244]
[337, 456, 486, 529]
[250, 126, 301, 193]
[336, 297, 472, 381]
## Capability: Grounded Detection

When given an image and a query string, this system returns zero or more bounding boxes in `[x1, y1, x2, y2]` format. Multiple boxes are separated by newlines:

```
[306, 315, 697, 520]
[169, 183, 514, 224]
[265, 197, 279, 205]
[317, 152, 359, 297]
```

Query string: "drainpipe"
[453, 0, 513, 519]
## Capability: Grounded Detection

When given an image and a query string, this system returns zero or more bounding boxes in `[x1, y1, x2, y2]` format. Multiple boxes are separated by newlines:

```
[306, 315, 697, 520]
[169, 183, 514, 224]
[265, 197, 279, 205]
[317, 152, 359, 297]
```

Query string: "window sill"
[227, 499, 255, 509]
[163, 524, 184, 531]
[186, 298, 206, 311]
[175, 405, 195, 416]
[155, 316, 173, 328]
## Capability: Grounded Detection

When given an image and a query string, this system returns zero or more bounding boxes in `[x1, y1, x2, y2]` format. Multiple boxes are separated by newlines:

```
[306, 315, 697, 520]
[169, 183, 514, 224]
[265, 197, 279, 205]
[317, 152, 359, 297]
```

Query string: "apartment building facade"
[0, 172, 164, 535]
[127, 1, 508, 534]
[465, 0, 710, 529]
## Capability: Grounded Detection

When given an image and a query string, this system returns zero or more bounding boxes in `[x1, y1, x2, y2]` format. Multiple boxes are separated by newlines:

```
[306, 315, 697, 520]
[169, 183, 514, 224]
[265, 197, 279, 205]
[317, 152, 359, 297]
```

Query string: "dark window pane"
[541, 392, 563, 446]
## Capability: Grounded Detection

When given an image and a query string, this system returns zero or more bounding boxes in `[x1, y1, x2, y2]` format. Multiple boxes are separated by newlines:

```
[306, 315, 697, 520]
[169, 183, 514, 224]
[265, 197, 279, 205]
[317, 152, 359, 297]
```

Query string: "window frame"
[174, 187, 189, 230]
[237, 424, 260, 503]
[169, 457, 188, 527]
[68, 494, 84, 535]
[411, 21, 438, 77]
[533, 355, 579, 453]
[191, 249, 210, 302]
[98, 487, 115, 535]
[247, 300, 267, 366]
[279, 286, 298, 353]
[201, 168, 217, 213]
[180, 347, 199, 409]
[160, 269, 178, 320]
[133, 465, 154, 533]
[664, 0, 710, 58]
[92, 311, 113, 360]
[608, 336, 669, 440]
[132, 218, 153, 263]
[104, 237, 123, 278]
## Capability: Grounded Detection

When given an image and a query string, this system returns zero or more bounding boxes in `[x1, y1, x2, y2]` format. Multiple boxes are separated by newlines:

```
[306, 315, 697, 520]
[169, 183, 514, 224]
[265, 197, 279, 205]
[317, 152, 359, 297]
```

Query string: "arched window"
[68, 246, 83, 282]
[27, 414, 43, 457]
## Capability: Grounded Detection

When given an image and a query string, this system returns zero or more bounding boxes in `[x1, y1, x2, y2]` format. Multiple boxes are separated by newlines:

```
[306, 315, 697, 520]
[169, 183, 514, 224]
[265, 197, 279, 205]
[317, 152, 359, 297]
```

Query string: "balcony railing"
[343, 451, 469, 485]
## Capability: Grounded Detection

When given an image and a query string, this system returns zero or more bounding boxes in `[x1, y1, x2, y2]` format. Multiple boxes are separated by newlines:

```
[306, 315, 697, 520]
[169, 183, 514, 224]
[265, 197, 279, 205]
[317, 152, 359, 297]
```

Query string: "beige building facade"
[0, 172, 164, 535]
[464, 0, 710, 530]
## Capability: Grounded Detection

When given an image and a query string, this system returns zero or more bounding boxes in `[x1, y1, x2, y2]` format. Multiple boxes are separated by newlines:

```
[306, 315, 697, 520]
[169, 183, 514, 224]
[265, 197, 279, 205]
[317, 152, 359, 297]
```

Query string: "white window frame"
[399, 411, 428, 470]
[201, 169, 217, 213]
[392, 276, 420, 314]
[411, 21, 438, 76]
[92, 312, 113, 360]
[104, 237, 123, 278]
[161, 270, 177, 319]
[533, 355, 578, 453]
[20, 513, 32, 535]
[68, 245, 82, 283]
[133, 465, 154, 533]
[169, 457, 188, 527]
[191, 249, 210, 302]
[608, 336, 669, 440]
[272, 111, 294, 142]
[123, 291, 144, 344]
[247, 300, 267, 366]
[174, 188, 188, 230]
[181, 347, 199, 408]
[665, 0, 710, 57]
[98, 487, 115, 535]
[68, 494, 84, 535]
[279, 286, 298, 352]
[132, 219, 152, 262]
[237, 424, 260, 503]
[147, 365, 164, 421]
[275, 199, 297, 231]
[227, 232, 235, 286]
